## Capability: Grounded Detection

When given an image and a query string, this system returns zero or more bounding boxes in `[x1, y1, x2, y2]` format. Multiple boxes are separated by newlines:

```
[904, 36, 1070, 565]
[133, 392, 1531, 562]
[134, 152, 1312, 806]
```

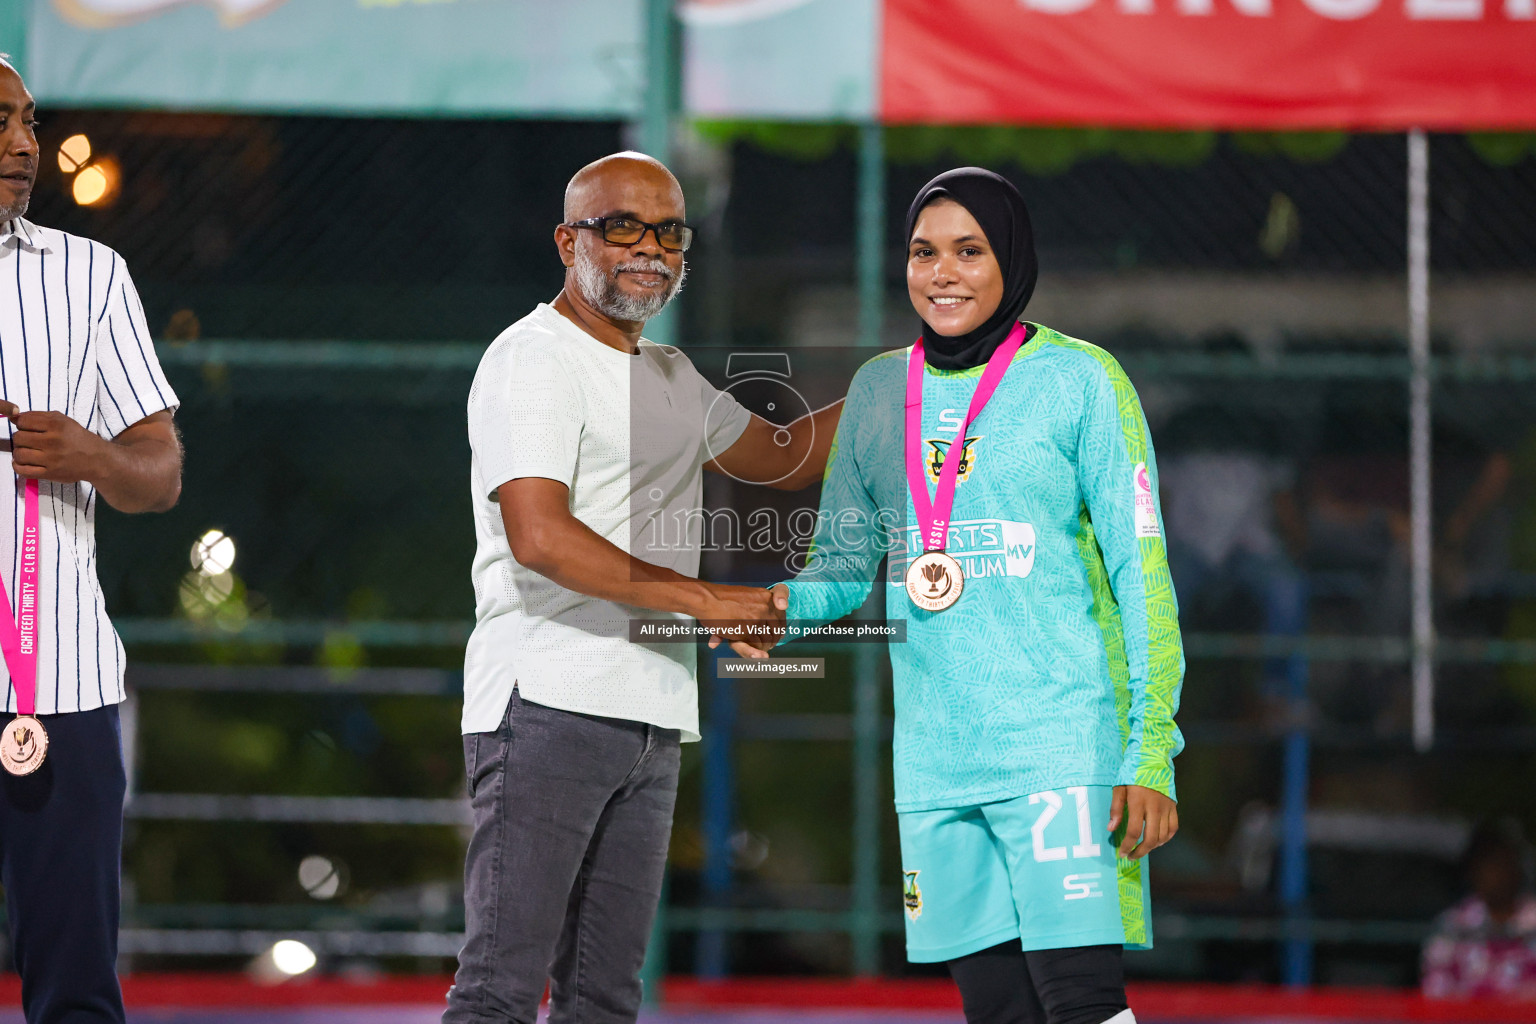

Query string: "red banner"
[880, 0, 1536, 129]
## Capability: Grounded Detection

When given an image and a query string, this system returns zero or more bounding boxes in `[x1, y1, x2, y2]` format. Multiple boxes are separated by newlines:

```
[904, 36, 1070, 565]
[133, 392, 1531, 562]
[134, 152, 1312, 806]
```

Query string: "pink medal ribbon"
[0, 478, 47, 775]
[903, 322, 1029, 611]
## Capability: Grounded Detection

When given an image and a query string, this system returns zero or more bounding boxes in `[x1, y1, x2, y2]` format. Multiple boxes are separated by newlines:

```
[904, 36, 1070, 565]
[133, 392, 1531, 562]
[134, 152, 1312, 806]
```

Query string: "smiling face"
[557, 154, 688, 325]
[0, 65, 38, 223]
[906, 198, 1005, 338]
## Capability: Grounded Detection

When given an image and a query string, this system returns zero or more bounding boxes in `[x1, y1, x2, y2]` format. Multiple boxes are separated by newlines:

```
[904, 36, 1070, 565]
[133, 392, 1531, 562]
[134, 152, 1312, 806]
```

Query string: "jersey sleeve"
[93, 255, 179, 439]
[778, 368, 889, 636]
[1076, 354, 1186, 800]
[469, 338, 582, 500]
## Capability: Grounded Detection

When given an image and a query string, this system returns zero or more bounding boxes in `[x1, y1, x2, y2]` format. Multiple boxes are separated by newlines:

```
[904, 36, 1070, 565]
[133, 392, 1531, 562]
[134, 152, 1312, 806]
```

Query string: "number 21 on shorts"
[1027, 786, 1102, 862]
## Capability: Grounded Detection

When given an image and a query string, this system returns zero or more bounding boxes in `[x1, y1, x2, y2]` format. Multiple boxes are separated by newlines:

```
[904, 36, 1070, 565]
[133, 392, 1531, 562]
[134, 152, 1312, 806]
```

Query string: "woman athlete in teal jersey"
[722, 169, 1184, 1024]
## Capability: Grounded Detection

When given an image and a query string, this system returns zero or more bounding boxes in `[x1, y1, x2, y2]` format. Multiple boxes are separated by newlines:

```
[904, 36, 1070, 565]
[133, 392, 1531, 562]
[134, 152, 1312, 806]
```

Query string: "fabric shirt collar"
[0, 218, 52, 255]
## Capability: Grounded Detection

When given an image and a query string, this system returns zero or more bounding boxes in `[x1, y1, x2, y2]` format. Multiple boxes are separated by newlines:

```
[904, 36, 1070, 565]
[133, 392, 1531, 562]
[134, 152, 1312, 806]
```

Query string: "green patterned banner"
[20, 0, 878, 119]
[26, 0, 646, 116]
[681, 0, 876, 120]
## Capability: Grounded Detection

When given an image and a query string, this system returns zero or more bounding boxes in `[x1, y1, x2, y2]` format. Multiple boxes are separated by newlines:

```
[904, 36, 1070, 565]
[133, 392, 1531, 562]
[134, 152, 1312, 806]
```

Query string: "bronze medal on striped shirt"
[0, 716, 48, 776]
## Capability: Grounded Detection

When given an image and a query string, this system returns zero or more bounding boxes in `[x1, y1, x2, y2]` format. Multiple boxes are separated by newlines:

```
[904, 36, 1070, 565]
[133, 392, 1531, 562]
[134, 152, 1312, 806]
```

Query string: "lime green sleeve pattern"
[1075, 509, 1131, 748]
[1045, 328, 1185, 800]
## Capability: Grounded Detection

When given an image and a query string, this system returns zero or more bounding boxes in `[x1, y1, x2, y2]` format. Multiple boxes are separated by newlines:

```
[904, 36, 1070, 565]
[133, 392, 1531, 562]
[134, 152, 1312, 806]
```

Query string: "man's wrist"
[79, 432, 119, 492]
[676, 580, 715, 621]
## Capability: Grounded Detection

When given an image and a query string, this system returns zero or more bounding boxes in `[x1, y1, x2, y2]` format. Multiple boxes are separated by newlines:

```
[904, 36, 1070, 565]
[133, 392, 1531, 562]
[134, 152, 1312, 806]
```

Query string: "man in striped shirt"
[0, 58, 183, 1024]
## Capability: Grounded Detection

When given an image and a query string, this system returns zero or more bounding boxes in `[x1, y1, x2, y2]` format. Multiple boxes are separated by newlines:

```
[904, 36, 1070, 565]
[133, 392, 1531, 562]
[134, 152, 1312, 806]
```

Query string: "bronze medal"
[904, 326, 1026, 618]
[0, 715, 47, 776]
[905, 550, 964, 612]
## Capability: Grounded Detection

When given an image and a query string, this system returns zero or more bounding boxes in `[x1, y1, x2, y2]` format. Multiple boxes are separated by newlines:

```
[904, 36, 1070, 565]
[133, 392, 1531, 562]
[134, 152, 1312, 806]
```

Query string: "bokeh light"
[270, 940, 316, 977]
[71, 157, 122, 207]
[298, 855, 343, 900]
[56, 134, 91, 174]
[191, 529, 237, 576]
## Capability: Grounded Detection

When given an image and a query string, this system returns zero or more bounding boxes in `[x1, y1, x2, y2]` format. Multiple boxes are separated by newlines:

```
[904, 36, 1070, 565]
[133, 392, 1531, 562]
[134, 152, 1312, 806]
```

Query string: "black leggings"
[947, 942, 1128, 1024]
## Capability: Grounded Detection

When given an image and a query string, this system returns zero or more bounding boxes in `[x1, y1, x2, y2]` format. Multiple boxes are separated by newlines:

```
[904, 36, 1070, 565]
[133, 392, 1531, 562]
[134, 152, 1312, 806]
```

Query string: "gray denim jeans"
[443, 688, 681, 1024]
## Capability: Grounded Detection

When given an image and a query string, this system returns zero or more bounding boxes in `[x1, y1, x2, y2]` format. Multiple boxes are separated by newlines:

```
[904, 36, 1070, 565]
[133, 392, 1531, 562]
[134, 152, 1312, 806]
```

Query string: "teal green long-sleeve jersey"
[781, 324, 1185, 813]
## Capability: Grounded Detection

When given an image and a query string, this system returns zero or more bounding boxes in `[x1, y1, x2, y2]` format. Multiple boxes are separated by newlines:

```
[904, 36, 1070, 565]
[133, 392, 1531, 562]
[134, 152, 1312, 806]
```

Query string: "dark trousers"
[0, 706, 126, 1024]
[949, 942, 1129, 1024]
[443, 689, 680, 1024]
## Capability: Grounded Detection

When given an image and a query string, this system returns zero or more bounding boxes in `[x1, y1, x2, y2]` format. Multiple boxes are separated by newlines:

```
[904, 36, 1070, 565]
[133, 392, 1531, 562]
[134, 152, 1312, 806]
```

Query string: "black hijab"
[904, 167, 1038, 371]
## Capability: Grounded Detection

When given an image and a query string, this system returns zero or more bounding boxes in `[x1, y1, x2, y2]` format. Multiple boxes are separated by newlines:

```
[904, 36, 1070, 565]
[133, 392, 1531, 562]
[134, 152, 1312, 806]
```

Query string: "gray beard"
[573, 248, 687, 323]
[0, 193, 30, 225]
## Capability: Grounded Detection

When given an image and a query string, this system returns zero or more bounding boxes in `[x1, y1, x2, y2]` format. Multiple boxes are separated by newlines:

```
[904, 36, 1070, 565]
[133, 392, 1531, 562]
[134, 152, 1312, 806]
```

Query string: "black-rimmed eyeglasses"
[566, 216, 694, 252]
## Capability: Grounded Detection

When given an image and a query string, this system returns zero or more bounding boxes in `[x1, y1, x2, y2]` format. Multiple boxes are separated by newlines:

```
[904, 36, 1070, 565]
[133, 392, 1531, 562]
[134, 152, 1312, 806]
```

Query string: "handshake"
[698, 582, 791, 660]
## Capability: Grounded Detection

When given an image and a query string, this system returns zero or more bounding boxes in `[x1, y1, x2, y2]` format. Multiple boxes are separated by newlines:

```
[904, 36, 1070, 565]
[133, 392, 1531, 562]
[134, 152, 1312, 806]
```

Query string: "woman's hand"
[1108, 785, 1178, 859]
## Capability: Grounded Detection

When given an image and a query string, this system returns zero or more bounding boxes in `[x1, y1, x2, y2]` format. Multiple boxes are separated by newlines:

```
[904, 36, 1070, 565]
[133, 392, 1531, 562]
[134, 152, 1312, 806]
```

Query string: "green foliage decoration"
[1467, 132, 1536, 167]
[695, 121, 1535, 172]
[1229, 131, 1350, 163]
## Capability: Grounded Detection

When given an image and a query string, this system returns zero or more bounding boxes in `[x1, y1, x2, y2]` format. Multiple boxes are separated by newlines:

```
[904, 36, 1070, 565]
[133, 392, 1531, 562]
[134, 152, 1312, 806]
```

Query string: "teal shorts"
[897, 785, 1153, 963]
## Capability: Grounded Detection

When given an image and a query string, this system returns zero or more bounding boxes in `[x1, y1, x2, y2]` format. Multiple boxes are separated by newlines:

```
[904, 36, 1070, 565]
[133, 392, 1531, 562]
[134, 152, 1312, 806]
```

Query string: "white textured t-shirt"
[464, 303, 751, 740]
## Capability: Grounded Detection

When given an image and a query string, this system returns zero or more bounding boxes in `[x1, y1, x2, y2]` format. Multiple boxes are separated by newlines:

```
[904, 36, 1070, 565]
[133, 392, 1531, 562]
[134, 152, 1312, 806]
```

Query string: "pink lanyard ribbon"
[0, 479, 41, 716]
[905, 322, 1029, 554]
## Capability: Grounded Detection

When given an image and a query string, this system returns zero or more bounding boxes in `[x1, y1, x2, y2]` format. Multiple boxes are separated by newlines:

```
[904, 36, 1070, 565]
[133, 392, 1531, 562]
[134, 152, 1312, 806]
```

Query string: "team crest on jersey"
[902, 870, 923, 920]
[924, 436, 982, 485]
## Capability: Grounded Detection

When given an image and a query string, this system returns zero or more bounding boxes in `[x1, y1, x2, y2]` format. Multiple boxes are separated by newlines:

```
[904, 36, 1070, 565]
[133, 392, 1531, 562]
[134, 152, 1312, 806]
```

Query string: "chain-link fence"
[20, 111, 1536, 984]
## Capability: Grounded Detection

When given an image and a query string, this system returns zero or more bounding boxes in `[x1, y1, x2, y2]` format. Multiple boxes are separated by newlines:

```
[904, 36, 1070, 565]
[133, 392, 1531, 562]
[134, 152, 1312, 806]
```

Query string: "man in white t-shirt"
[445, 153, 841, 1024]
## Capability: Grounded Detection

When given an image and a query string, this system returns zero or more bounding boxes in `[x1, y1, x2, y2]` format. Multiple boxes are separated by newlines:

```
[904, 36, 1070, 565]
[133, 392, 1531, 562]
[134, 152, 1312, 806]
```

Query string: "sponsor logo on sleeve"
[1133, 462, 1160, 538]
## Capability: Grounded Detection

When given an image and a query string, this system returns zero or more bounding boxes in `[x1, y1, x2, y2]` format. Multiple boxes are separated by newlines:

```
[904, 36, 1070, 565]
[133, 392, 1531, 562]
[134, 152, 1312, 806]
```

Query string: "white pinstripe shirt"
[0, 217, 179, 715]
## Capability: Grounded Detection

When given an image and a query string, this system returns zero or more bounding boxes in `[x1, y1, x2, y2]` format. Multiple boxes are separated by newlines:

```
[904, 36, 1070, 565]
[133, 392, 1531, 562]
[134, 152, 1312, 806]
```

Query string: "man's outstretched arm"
[706, 400, 844, 491]
[720, 371, 885, 659]
[500, 476, 782, 640]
